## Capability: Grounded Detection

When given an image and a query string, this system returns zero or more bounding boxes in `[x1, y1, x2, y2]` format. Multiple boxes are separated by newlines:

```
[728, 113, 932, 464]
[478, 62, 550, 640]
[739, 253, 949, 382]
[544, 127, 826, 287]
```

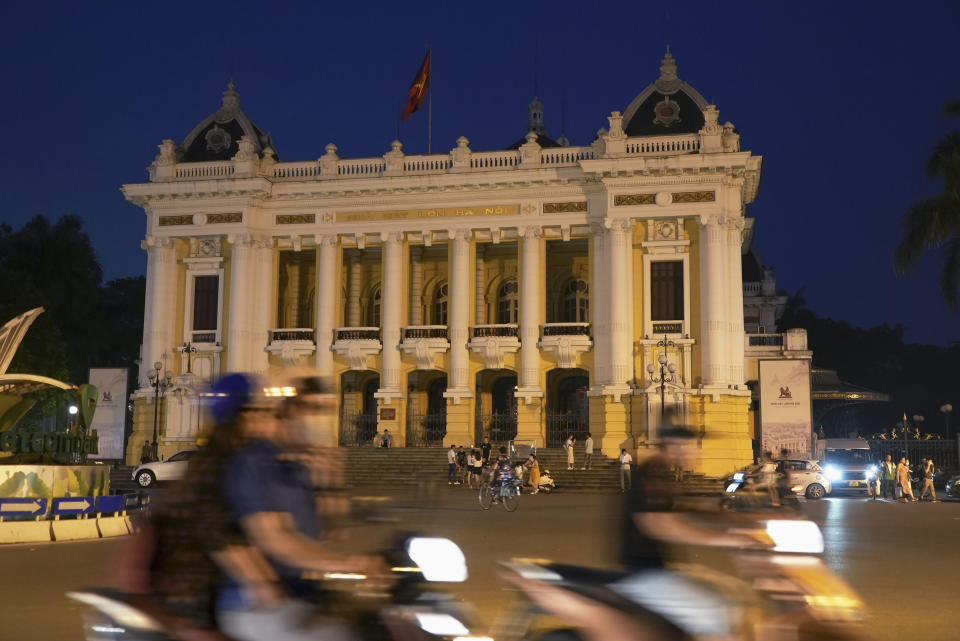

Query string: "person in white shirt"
[447, 445, 459, 485]
[619, 448, 633, 491]
[582, 433, 594, 470]
[565, 435, 576, 470]
[465, 451, 478, 489]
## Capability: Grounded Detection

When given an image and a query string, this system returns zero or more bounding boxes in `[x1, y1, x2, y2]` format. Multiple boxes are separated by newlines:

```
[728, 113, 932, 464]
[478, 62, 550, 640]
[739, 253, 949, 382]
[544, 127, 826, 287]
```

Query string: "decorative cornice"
[158, 215, 193, 226]
[276, 214, 316, 225]
[207, 213, 242, 224]
[614, 193, 656, 206]
[543, 201, 587, 213]
[672, 190, 715, 203]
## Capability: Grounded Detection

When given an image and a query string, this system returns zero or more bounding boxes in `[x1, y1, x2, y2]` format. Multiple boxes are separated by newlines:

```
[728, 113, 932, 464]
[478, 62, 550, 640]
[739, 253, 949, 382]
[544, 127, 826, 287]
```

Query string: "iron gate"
[475, 412, 518, 444]
[340, 413, 378, 446]
[406, 413, 447, 446]
[546, 411, 590, 447]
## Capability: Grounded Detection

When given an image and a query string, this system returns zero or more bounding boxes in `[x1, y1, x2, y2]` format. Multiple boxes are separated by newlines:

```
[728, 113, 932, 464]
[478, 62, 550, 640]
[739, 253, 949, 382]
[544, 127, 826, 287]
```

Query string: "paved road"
[2, 490, 958, 641]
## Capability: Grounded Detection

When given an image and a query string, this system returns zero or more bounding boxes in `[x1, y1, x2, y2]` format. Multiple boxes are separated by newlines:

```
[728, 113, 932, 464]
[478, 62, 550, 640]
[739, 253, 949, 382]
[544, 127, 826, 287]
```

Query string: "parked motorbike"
[67, 534, 483, 641]
[497, 516, 866, 641]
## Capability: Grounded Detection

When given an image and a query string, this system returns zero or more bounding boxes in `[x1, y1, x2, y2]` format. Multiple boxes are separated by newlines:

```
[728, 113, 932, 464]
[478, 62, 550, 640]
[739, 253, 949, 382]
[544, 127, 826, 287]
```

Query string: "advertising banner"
[759, 359, 812, 457]
[87, 368, 128, 460]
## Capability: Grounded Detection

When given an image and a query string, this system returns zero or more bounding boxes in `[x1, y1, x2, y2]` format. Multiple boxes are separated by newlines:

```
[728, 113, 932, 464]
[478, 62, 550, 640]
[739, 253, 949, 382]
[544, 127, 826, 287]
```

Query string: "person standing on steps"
[525, 453, 541, 494]
[565, 434, 576, 470]
[479, 436, 492, 468]
[447, 444, 460, 486]
[619, 448, 633, 491]
[582, 433, 594, 470]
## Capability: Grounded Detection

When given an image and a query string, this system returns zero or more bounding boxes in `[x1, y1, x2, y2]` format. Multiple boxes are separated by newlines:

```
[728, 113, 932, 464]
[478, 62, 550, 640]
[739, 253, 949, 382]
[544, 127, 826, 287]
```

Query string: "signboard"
[95, 495, 125, 514]
[88, 368, 129, 460]
[0, 497, 47, 517]
[759, 359, 813, 458]
[51, 496, 94, 516]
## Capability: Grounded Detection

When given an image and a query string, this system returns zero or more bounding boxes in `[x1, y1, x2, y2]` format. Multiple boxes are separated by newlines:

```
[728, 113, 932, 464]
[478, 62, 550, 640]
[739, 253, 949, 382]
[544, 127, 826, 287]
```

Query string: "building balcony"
[400, 325, 450, 370]
[190, 331, 219, 345]
[469, 324, 520, 369]
[266, 328, 316, 365]
[651, 321, 684, 336]
[332, 327, 382, 371]
[539, 323, 592, 369]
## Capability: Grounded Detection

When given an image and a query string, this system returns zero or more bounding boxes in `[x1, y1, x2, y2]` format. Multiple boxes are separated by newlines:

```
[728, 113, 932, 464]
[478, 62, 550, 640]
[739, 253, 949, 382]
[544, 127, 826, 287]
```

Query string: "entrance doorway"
[546, 369, 589, 447]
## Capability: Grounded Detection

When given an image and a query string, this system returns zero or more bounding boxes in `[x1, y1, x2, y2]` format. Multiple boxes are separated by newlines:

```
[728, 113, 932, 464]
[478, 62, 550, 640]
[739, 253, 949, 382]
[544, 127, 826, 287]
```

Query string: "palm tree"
[894, 99, 960, 308]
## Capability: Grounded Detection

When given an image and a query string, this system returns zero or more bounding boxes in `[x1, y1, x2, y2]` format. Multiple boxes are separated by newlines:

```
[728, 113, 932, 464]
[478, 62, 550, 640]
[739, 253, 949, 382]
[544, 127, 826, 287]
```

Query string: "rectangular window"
[650, 261, 684, 321]
[192, 275, 219, 331]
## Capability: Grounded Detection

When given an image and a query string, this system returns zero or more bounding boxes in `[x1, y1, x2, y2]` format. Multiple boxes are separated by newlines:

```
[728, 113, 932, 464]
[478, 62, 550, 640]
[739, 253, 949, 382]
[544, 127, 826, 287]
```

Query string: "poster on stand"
[88, 368, 129, 460]
[759, 359, 812, 458]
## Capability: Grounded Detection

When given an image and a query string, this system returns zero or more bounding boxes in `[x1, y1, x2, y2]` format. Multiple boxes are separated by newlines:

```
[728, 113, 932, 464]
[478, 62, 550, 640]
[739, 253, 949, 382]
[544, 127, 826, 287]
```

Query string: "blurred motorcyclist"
[215, 369, 385, 641]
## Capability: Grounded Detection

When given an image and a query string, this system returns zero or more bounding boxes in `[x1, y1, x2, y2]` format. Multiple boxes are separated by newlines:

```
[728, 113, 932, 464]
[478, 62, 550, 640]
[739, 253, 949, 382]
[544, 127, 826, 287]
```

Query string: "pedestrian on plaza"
[525, 453, 541, 494]
[582, 433, 594, 470]
[479, 436, 492, 467]
[920, 458, 938, 502]
[759, 451, 781, 507]
[378, 429, 392, 448]
[456, 446, 468, 484]
[565, 434, 576, 470]
[472, 449, 484, 485]
[465, 450, 477, 489]
[880, 454, 896, 499]
[897, 457, 915, 501]
[140, 440, 153, 464]
[619, 448, 633, 492]
[447, 445, 460, 486]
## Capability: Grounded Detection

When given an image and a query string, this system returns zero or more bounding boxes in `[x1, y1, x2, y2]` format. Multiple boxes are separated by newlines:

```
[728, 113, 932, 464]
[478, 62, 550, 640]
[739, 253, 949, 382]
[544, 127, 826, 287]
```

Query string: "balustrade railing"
[270, 328, 315, 343]
[403, 325, 449, 340]
[743, 282, 761, 297]
[542, 323, 591, 337]
[471, 324, 519, 338]
[191, 331, 217, 344]
[403, 156, 452, 173]
[469, 151, 521, 169]
[541, 147, 595, 164]
[335, 327, 381, 341]
[337, 159, 386, 176]
[272, 162, 319, 179]
[625, 134, 699, 154]
[175, 162, 235, 179]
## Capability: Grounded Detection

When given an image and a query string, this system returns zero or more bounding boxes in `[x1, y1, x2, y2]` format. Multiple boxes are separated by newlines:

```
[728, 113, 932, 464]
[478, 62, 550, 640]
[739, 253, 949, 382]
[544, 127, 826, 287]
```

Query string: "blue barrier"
[51, 497, 95, 517]
[122, 493, 141, 509]
[95, 495, 125, 514]
[139, 493, 151, 507]
[0, 497, 47, 518]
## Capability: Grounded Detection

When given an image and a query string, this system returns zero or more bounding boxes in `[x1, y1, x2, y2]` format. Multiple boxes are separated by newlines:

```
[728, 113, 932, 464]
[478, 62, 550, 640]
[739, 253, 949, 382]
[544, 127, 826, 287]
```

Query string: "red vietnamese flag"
[400, 49, 431, 121]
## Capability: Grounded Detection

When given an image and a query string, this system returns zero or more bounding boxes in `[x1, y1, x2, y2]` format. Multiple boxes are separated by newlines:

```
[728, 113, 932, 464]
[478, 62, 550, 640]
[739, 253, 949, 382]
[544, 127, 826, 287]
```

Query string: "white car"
[781, 458, 832, 499]
[131, 449, 195, 488]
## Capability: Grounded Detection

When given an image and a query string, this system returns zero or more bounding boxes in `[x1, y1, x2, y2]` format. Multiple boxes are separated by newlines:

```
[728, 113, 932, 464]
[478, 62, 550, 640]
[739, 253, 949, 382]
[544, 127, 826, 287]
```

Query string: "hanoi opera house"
[124, 52, 810, 476]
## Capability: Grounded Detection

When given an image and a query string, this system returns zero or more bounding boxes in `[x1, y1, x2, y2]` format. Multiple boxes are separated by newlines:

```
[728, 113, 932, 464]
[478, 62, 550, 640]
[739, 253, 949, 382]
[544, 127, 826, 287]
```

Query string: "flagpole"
[427, 76, 433, 155]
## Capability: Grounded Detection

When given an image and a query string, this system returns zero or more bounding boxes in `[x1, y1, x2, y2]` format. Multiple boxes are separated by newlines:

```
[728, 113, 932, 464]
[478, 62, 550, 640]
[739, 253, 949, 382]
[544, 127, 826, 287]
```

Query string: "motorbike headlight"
[765, 520, 825, 554]
[406, 537, 468, 582]
[414, 613, 470, 637]
[824, 465, 841, 481]
[733, 472, 745, 482]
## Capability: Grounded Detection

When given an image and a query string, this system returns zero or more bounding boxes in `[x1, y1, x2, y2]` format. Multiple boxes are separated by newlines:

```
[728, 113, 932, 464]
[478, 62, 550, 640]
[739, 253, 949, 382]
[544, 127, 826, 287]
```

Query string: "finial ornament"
[527, 96, 545, 135]
[655, 48, 681, 95]
[216, 81, 240, 123]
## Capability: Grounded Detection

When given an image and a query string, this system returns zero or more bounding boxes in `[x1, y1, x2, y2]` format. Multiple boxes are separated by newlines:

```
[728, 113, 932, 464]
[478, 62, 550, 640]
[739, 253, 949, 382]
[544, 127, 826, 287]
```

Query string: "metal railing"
[545, 411, 590, 447]
[406, 413, 447, 446]
[471, 324, 519, 338]
[475, 412, 518, 444]
[542, 323, 591, 337]
[339, 413, 379, 446]
[403, 326, 449, 340]
[747, 334, 783, 347]
[652, 322, 683, 335]
[191, 331, 217, 344]
[867, 439, 960, 475]
[334, 327, 381, 341]
[270, 328, 315, 342]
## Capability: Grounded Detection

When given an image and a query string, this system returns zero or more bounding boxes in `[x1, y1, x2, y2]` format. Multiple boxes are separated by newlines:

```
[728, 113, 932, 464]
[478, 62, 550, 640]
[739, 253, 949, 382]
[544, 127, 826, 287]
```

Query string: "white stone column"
[475, 244, 486, 325]
[347, 250, 362, 326]
[447, 230, 471, 394]
[589, 224, 609, 386]
[249, 237, 274, 373]
[725, 219, 746, 386]
[226, 235, 255, 372]
[410, 246, 423, 325]
[607, 220, 632, 387]
[140, 236, 176, 387]
[699, 216, 728, 386]
[315, 235, 338, 376]
[518, 227, 543, 396]
[378, 233, 403, 396]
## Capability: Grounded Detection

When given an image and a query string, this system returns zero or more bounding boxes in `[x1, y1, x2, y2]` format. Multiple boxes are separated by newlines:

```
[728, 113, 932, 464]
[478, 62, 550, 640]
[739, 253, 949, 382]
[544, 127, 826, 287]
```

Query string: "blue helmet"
[208, 373, 256, 427]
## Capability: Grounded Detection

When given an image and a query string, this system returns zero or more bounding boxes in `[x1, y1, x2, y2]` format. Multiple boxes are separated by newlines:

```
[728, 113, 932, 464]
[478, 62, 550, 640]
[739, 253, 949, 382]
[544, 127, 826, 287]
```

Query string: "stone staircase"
[109, 465, 137, 493]
[341, 446, 724, 494]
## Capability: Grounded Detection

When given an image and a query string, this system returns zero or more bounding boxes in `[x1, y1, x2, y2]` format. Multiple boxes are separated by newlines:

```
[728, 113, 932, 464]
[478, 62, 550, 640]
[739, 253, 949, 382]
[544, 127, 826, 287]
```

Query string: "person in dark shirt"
[479, 436, 492, 467]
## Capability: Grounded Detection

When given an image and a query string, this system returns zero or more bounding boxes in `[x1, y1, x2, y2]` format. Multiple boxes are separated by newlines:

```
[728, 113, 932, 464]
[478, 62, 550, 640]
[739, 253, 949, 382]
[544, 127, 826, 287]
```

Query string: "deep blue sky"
[1, 2, 958, 344]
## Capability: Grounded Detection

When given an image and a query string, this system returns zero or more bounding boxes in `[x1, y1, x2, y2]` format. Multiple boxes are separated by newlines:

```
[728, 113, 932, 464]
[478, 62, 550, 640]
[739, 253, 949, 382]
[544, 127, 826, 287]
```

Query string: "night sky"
[1, 2, 958, 344]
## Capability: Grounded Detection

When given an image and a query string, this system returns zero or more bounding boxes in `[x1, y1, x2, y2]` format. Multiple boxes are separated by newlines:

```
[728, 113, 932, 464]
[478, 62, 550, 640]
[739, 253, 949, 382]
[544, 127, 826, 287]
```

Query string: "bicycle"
[479, 476, 520, 512]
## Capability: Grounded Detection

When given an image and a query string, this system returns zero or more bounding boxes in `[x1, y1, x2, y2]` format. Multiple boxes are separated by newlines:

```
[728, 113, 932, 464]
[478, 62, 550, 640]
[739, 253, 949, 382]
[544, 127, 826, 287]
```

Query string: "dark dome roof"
[507, 132, 563, 150]
[178, 83, 276, 163]
[623, 50, 709, 136]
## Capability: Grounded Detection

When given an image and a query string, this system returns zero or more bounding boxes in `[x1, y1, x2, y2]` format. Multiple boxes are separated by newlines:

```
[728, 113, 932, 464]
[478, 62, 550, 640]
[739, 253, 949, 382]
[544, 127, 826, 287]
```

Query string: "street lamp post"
[147, 361, 172, 460]
[646, 334, 678, 416]
[941, 404, 953, 440]
[179, 342, 198, 374]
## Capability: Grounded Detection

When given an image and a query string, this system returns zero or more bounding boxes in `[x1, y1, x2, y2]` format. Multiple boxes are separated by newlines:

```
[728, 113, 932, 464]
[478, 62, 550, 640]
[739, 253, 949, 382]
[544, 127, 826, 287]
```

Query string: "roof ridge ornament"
[655, 48, 681, 95]
[527, 95, 545, 135]
[215, 81, 241, 124]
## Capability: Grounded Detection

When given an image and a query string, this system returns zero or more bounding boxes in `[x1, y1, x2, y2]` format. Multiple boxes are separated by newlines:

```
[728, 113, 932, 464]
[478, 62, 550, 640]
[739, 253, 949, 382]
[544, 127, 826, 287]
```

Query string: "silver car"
[131, 449, 195, 487]
[781, 459, 832, 499]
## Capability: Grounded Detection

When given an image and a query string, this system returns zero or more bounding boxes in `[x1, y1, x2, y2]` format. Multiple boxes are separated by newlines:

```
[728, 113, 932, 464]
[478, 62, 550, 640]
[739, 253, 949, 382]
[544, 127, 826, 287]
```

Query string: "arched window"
[367, 286, 381, 326]
[433, 282, 448, 325]
[562, 278, 589, 323]
[497, 279, 519, 324]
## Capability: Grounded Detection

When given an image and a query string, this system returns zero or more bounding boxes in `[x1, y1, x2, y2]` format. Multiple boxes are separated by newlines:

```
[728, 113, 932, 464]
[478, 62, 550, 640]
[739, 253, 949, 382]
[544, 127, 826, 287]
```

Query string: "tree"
[893, 98, 960, 308]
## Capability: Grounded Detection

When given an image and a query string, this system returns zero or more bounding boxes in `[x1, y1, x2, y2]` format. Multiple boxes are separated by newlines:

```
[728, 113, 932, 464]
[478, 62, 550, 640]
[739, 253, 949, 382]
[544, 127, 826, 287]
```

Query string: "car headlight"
[406, 537, 468, 582]
[867, 465, 878, 479]
[825, 466, 841, 481]
[765, 520, 825, 554]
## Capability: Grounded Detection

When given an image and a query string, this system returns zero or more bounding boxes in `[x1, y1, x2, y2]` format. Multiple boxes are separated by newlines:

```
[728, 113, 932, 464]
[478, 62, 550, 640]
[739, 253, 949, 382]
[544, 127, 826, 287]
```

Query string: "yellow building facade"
[124, 52, 769, 476]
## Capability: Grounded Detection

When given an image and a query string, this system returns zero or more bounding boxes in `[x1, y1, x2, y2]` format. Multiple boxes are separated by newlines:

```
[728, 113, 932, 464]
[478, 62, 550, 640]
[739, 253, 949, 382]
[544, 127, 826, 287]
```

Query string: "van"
[815, 438, 877, 494]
